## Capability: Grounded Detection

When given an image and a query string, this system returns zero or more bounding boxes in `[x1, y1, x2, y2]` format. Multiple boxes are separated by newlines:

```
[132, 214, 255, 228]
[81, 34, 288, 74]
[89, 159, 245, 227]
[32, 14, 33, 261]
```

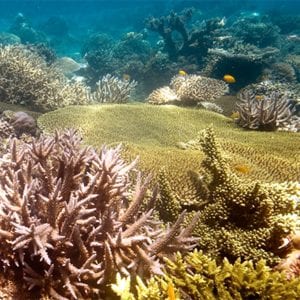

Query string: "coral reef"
[0, 45, 89, 111]
[204, 44, 279, 89]
[145, 9, 224, 62]
[112, 250, 300, 299]
[37, 104, 300, 184]
[156, 128, 300, 264]
[89, 74, 137, 103]
[232, 16, 280, 47]
[170, 74, 229, 104]
[236, 89, 300, 131]
[0, 129, 198, 299]
[9, 13, 46, 44]
[147, 86, 178, 105]
[147, 74, 228, 106]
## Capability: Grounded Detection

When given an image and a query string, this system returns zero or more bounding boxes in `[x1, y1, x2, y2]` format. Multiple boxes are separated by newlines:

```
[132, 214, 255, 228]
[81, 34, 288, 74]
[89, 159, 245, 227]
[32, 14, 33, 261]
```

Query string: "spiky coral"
[236, 89, 299, 131]
[0, 45, 89, 111]
[0, 130, 198, 299]
[112, 250, 300, 299]
[156, 128, 300, 265]
[89, 74, 137, 103]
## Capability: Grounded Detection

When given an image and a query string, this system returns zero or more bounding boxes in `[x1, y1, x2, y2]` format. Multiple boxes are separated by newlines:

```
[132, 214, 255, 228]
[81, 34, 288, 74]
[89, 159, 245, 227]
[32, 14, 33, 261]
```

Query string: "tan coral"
[170, 74, 229, 104]
[147, 86, 179, 105]
[0, 45, 90, 111]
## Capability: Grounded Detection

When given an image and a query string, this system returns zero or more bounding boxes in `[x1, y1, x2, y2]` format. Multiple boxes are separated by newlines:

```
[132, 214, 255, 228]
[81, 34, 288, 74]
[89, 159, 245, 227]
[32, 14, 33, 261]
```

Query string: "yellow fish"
[230, 111, 240, 120]
[223, 74, 236, 83]
[234, 164, 251, 174]
[255, 95, 264, 101]
[167, 282, 176, 300]
[122, 74, 131, 81]
[178, 70, 187, 76]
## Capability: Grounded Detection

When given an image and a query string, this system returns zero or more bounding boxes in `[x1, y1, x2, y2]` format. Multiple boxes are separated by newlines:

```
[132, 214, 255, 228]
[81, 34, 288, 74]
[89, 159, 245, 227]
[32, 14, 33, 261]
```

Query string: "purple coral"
[0, 130, 198, 299]
[236, 90, 299, 131]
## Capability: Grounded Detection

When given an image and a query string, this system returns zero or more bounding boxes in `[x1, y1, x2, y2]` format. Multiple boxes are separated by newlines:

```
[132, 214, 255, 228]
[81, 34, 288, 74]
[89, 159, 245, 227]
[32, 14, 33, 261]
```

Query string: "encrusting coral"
[0, 45, 89, 111]
[0, 129, 199, 299]
[112, 250, 300, 299]
[156, 127, 300, 265]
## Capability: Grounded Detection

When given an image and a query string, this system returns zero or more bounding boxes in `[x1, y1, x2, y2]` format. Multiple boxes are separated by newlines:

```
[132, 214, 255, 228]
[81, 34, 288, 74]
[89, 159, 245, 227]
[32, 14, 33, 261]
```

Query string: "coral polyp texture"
[147, 86, 178, 105]
[170, 74, 229, 104]
[147, 74, 228, 106]
[112, 250, 300, 299]
[0, 45, 89, 111]
[157, 128, 300, 265]
[236, 89, 300, 131]
[0, 130, 198, 299]
[89, 74, 137, 103]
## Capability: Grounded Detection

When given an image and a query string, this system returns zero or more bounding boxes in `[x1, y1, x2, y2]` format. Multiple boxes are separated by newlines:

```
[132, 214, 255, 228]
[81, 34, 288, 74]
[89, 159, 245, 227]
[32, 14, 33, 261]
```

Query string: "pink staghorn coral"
[0, 130, 198, 299]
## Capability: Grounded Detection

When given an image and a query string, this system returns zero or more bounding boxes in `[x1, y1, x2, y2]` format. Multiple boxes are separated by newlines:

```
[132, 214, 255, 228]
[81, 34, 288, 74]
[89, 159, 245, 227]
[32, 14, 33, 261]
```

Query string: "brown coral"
[0, 45, 89, 111]
[236, 89, 299, 131]
[156, 128, 300, 265]
[146, 86, 179, 105]
[170, 74, 229, 104]
[0, 129, 198, 299]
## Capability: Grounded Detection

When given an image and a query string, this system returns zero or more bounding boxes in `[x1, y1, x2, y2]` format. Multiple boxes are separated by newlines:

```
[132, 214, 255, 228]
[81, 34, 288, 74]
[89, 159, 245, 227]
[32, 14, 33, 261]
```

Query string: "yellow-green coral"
[37, 104, 300, 184]
[157, 128, 300, 264]
[112, 250, 300, 300]
[0, 45, 89, 111]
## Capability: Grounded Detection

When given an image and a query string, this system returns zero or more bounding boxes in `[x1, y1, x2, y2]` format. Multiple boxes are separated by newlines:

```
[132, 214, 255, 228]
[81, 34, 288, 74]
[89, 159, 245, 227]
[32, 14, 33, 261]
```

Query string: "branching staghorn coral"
[89, 74, 137, 103]
[156, 128, 300, 265]
[0, 45, 89, 111]
[112, 250, 300, 300]
[0, 130, 198, 299]
[236, 89, 299, 131]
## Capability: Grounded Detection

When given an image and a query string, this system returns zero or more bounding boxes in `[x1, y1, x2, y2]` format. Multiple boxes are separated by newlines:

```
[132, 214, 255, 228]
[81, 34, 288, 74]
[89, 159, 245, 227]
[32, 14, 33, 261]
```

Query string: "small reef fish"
[223, 74, 236, 84]
[286, 34, 300, 42]
[234, 164, 251, 174]
[230, 111, 240, 120]
[178, 69, 188, 76]
[167, 282, 176, 300]
[122, 73, 131, 81]
[255, 95, 264, 101]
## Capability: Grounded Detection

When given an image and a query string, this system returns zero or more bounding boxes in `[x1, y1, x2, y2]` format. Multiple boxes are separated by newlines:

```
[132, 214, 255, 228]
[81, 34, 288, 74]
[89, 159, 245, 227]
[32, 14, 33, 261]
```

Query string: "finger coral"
[0, 129, 198, 299]
[236, 89, 299, 131]
[89, 74, 137, 103]
[112, 250, 300, 299]
[157, 127, 300, 265]
[0, 45, 89, 111]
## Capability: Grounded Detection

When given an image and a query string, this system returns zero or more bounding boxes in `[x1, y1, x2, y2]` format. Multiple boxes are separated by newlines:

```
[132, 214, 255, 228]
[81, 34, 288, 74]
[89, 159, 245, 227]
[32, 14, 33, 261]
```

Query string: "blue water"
[0, 0, 299, 93]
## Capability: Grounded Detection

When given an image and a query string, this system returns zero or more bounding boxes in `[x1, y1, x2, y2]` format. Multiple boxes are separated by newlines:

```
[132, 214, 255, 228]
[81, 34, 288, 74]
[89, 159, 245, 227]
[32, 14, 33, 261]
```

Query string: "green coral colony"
[0, 2, 300, 300]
